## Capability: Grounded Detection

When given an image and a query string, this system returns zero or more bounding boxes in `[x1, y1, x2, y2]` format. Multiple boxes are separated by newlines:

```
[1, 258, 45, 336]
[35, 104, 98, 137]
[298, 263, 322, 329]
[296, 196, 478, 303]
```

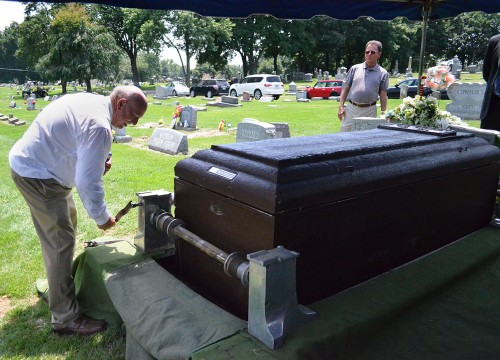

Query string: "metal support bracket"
[247, 246, 316, 349]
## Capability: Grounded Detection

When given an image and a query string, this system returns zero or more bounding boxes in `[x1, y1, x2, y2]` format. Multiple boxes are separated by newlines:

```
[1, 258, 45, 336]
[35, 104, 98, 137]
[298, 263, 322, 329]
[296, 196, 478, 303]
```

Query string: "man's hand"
[338, 105, 345, 121]
[103, 156, 112, 176]
[98, 215, 116, 230]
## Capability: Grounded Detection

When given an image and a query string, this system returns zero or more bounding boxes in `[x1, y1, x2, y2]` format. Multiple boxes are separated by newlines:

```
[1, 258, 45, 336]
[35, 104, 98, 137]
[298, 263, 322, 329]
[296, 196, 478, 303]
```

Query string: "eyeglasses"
[365, 50, 378, 55]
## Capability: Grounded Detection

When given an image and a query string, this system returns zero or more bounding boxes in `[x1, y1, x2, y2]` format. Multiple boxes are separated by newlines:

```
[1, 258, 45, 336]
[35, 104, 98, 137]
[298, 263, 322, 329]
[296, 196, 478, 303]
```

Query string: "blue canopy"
[6, 0, 498, 20]
[6, 0, 499, 84]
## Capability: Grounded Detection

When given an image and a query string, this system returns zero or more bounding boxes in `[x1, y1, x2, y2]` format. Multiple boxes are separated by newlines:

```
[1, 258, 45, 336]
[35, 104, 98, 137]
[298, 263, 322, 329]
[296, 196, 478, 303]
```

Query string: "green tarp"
[59, 226, 500, 359]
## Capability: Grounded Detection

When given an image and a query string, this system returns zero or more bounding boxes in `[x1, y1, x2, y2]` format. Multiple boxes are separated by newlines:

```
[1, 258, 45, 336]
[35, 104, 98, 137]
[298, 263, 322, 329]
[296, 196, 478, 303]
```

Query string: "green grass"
[0, 76, 484, 358]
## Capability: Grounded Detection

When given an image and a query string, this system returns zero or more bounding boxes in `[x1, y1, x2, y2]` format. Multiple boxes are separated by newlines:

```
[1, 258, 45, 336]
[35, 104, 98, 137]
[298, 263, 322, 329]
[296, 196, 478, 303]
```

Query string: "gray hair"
[366, 40, 383, 52]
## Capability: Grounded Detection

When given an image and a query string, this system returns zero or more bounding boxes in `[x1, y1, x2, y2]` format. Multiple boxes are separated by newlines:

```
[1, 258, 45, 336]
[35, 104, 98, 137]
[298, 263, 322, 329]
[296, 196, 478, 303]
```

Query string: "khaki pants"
[11, 169, 81, 329]
[341, 102, 377, 132]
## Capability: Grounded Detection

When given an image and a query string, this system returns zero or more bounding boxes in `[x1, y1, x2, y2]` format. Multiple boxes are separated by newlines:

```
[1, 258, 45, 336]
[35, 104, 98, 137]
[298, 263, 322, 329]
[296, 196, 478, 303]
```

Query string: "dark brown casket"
[173, 127, 500, 319]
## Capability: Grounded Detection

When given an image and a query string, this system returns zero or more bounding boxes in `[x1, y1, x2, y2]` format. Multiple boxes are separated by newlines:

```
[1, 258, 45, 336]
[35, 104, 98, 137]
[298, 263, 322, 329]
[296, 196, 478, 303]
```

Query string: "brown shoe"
[54, 315, 107, 336]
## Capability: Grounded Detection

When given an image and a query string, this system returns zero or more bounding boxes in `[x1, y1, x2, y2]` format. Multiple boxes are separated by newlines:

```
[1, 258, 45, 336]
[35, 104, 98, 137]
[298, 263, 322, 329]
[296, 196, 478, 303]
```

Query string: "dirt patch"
[0, 296, 12, 319]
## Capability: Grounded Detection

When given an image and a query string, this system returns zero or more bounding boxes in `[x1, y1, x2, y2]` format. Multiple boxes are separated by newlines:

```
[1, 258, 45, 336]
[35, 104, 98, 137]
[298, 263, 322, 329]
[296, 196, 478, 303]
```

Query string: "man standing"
[338, 40, 389, 132]
[480, 33, 500, 131]
[9, 86, 148, 335]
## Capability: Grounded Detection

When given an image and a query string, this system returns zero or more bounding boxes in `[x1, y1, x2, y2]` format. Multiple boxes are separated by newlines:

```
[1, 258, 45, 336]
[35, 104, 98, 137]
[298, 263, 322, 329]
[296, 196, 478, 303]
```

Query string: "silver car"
[164, 81, 190, 96]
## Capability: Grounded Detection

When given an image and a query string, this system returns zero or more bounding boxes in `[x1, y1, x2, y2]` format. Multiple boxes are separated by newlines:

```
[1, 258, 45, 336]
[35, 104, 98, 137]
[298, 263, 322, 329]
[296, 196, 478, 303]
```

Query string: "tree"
[444, 12, 500, 66]
[35, 4, 120, 93]
[16, 3, 54, 75]
[230, 16, 269, 76]
[305, 17, 345, 73]
[0, 23, 32, 83]
[260, 16, 292, 75]
[162, 11, 233, 85]
[285, 20, 316, 74]
[159, 58, 184, 80]
[90, 5, 166, 85]
[137, 52, 161, 83]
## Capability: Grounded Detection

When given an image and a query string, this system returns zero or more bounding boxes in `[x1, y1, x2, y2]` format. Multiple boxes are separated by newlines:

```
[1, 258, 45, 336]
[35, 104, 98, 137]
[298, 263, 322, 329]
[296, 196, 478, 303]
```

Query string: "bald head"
[111, 85, 148, 109]
[110, 86, 148, 128]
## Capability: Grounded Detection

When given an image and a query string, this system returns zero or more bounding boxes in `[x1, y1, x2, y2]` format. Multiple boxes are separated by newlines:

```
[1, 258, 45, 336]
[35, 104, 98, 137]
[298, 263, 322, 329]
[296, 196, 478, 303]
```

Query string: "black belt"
[349, 99, 377, 107]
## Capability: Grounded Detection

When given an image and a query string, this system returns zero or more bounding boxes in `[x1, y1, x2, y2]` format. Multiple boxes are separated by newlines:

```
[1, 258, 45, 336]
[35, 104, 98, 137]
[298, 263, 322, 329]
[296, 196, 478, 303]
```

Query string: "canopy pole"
[418, 5, 431, 95]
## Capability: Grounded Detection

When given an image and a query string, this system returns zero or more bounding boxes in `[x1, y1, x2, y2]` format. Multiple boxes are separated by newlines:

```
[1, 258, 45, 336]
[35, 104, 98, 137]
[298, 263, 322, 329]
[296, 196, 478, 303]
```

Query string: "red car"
[306, 79, 344, 99]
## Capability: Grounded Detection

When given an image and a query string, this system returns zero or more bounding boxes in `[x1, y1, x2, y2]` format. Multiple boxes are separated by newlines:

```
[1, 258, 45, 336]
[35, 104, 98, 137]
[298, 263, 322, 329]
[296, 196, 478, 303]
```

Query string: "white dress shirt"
[9, 92, 113, 225]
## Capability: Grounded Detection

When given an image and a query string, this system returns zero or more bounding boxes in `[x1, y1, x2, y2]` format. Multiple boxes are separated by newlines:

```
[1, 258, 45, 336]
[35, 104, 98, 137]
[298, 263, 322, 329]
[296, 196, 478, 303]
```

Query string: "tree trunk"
[86, 78, 92, 93]
[129, 52, 140, 85]
[185, 44, 191, 87]
[324, 52, 331, 73]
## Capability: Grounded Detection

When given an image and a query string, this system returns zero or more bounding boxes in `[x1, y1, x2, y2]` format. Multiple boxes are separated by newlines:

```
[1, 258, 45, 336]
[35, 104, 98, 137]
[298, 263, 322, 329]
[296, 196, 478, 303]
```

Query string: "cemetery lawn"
[0, 76, 484, 358]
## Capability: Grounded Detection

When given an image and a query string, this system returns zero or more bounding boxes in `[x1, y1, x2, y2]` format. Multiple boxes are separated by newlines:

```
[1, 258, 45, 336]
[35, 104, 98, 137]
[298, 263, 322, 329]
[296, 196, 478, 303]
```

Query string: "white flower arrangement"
[385, 95, 467, 130]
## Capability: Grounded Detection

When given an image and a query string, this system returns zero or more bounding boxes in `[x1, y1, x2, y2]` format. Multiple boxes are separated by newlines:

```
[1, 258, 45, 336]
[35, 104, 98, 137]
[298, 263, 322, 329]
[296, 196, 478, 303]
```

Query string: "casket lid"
[174, 128, 500, 214]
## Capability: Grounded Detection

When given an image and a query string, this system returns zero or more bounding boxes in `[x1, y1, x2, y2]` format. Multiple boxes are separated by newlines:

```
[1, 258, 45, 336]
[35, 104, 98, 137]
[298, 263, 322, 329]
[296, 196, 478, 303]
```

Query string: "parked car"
[305, 80, 344, 99]
[386, 78, 449, 100]
[22, 86, 48, 98]
[229, 74, 284, 100]
[164, 81, 190, 96]
[189, 79, 230, 98]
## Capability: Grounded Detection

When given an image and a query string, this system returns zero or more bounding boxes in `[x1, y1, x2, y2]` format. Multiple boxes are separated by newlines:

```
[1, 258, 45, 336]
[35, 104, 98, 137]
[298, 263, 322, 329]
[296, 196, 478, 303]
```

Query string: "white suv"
[229, 74, 284, 100]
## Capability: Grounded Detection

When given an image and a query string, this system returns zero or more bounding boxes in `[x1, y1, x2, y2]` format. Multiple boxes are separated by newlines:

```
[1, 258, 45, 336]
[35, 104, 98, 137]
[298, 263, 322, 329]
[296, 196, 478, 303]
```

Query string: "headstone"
[467, 64, 477, 74]
[270, 123, 291, 138]
[449, 125, 499, 146]
[27, 97, 36, 110]
[294, 72, 305, 81]
[236, 118, 276, 142]
[44, 96, 50, 101]
[242, 91, 251, 102]
[452, 55, 461, 76]
[430, 90, 441, 100]
[9, 101, 16, 108]
[296, 91, 307, 100]
[352, 117, 388, 131]
[400, 84, 409, 99]
[259, 96, 274, 103]
[477, 60, 483, 72]
[148, 128, 188, 155]
[217, 96, 240, 108]
[323, 71, 330, 80]
[52, 95, 58, 101]
[304, 73, 313, 82]
[156, 86, 169, 99]
[288, 82, 297, 94]
[405, 56, 413, 77]
[394, 60, 399, 75]
[336, 67, 347, 80]
[113, 127, 132, 143]
[177, 105, 198, 130]
[446, 82, 486, 120]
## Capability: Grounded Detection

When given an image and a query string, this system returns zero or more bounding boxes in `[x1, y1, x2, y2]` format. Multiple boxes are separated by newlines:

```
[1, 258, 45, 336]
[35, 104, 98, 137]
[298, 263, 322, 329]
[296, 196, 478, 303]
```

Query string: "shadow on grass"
[0, 297, 125, 359]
